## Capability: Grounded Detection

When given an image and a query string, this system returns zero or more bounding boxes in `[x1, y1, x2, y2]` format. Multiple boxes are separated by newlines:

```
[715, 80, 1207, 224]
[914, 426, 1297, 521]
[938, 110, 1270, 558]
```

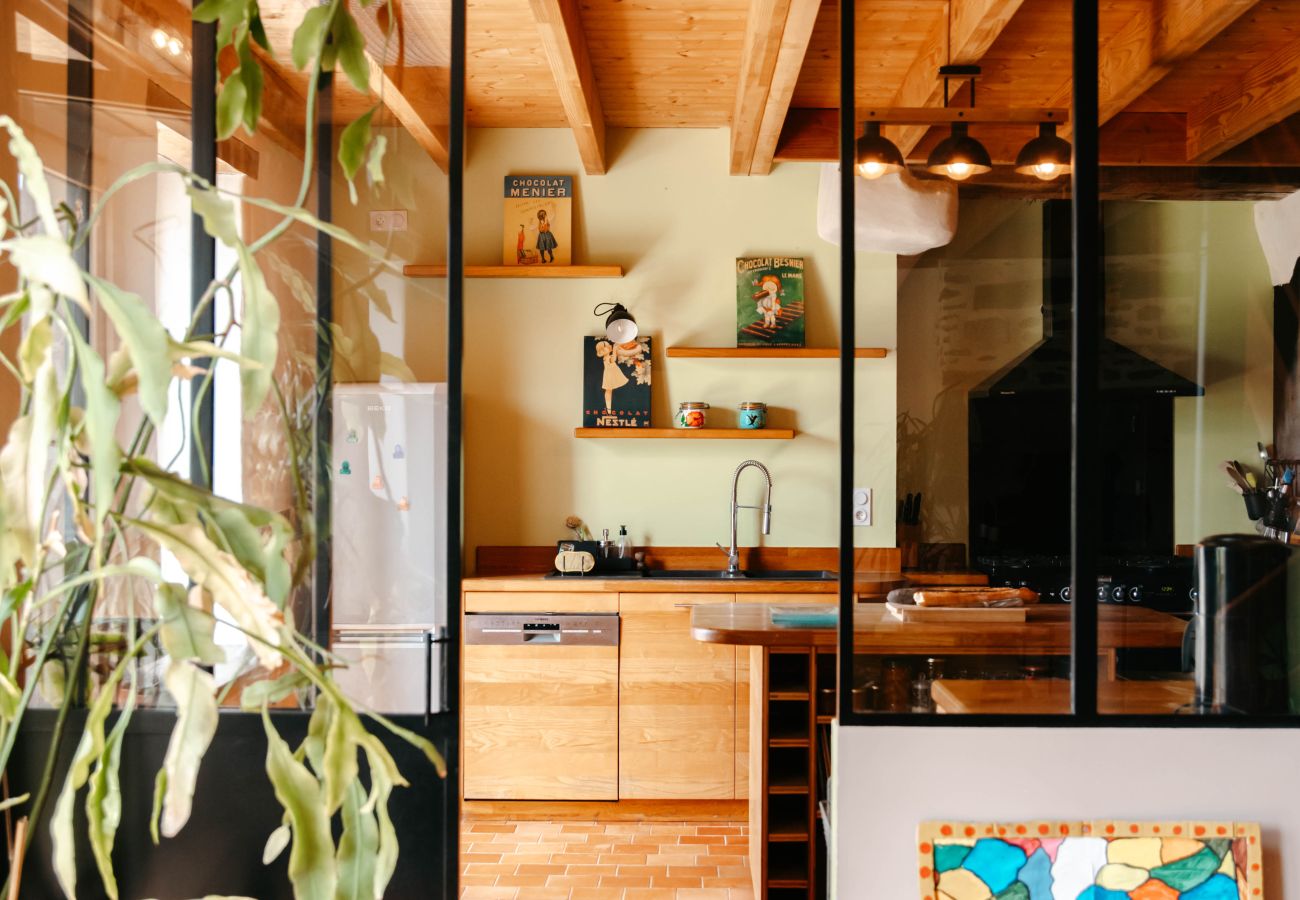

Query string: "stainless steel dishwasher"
[463, 613, 620, 800]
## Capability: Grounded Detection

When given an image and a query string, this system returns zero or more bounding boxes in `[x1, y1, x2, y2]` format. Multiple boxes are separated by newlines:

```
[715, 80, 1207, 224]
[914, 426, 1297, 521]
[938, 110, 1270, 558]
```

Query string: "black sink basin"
[642, 569, 837, 582]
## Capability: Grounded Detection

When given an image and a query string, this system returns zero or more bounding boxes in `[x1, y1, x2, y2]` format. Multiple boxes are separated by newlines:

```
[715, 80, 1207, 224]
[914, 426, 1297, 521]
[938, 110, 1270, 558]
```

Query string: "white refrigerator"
[330, 383, 448, 714]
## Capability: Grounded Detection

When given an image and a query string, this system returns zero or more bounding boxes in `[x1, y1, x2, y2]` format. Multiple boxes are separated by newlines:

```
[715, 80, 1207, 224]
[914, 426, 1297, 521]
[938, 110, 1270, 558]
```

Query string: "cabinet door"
[733, 594, 828, 798]
[619, 593, 736, 799]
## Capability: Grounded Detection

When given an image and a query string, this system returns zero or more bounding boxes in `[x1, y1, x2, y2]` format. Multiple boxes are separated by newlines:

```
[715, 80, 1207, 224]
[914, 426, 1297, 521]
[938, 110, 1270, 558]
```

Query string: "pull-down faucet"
[719, 460, 773, 577]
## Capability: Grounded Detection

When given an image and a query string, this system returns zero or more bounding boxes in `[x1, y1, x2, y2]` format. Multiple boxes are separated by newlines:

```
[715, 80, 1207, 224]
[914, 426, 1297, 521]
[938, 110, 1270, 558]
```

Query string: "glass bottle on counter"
[910, 657, 945, 713]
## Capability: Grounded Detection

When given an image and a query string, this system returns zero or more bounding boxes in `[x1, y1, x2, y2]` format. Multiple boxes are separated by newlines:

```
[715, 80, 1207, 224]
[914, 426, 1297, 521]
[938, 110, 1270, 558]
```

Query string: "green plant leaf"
[363, 711, 447, 778]
[69, 326, 122, 527]
[18, 317, 51, 382]
[159, 660, 219, 838]
[51, 664, 124, 898]
[238, 669, 309, 711]
[262, 708, 338, 900]
[338, 107, 376, 186]
[192, 0, 247, 50]
[357, 733, 401, 896]
[291, 5, 333, 71]
[0, 115, 60, 234]
[263, 822, 292, 864]
[366, 133, 387, 187]
[155, 583, 225, 665]
[378, 352, 415, 383]
[0, 235, 89, 310]
[150, 768, 166, 845]
[131, 505, 283, 670]
[249, 10, 271, 53]
[332, 8, 370, 94]
[0, 670, 20, 721]
[335, 780, 378, 900]
[187, 186, 240, 248]
[236, 244, 280, 416]
[321, 702, 359, 816]
[1, 354, 59, 570]
[0, 793, 29, 813]
[237, 32, 264, 132]
[217, 72, 248, 141]
[86, 274, 171, 425]
[86, 692, 136, 899]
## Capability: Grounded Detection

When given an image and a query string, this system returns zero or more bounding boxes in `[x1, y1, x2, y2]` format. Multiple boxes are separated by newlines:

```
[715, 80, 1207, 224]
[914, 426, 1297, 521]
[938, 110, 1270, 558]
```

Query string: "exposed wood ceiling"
[42, 0, 1300, 195]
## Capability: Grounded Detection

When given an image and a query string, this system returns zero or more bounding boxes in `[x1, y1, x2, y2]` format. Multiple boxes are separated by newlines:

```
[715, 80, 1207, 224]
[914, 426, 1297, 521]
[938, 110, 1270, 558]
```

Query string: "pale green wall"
[333, 127, 899, 566]
[1105, 201, 1274, 546]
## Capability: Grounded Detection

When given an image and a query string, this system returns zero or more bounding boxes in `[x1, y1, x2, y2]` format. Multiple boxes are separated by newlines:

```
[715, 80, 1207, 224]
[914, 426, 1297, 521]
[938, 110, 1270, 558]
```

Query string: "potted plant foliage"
[0, 0, 443, 896]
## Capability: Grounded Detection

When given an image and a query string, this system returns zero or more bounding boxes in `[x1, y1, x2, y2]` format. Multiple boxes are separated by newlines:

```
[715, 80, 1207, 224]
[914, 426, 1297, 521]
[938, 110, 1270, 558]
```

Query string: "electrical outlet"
[852, 487, 872, 527]
[369, 209, 408, 232]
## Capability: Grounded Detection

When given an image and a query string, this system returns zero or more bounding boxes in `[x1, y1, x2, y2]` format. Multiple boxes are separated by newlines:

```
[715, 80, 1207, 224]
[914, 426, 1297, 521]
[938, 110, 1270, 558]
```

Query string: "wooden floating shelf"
[402, 264, 624, 278]
[574, 428, 796, 440]
[666, 347, 887, 359]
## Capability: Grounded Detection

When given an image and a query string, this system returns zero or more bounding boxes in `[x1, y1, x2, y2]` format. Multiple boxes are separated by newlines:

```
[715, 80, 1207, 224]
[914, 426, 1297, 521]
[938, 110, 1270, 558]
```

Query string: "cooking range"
[975, 554, 1195, 615]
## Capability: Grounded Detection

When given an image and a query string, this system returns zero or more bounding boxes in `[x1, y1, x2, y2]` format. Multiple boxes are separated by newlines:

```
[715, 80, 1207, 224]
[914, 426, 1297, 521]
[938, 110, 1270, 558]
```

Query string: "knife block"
[897, 524, 921, 570]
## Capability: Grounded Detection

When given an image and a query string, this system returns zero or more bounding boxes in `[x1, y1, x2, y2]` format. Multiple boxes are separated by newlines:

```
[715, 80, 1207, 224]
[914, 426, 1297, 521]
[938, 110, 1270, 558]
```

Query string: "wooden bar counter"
[690, 602, 1190, 898]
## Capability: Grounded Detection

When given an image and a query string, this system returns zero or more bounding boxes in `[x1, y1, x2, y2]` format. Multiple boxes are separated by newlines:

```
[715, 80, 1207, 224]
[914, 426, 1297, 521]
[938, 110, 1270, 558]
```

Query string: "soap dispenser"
[617, 525, 630, 559]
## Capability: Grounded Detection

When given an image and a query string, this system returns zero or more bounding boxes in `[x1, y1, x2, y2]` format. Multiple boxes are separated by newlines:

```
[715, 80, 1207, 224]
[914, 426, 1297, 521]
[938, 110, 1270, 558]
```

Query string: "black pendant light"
[594, 301, 638, 343]
[1015, 122, 1073, 181]
[926, 122, 993, 181]
[855, 121, 906, 180]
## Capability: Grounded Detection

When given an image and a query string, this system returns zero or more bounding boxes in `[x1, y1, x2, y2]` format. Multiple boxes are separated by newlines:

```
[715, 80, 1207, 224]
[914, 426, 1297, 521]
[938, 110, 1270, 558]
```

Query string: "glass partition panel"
[850, 1, 1077, 717]
[1097, 4, 1300, 717]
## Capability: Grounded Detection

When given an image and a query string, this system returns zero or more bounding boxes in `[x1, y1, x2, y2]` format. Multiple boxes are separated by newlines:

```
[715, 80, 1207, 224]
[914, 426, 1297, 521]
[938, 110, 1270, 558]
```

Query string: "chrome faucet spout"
[724, 460, 773, 575]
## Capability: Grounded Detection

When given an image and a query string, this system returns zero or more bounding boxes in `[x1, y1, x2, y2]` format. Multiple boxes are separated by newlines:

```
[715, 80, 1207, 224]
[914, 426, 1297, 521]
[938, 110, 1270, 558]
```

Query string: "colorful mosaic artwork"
[917, 821, 1264, 899]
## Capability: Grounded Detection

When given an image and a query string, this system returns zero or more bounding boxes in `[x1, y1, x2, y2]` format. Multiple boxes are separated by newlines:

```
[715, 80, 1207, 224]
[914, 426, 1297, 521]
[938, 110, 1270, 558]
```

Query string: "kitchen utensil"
[555, 550, 596, 574]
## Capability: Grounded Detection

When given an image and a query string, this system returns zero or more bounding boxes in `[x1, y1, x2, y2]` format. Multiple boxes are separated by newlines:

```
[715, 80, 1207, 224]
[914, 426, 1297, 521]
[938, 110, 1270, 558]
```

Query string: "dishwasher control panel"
[464, 613, 620, 646]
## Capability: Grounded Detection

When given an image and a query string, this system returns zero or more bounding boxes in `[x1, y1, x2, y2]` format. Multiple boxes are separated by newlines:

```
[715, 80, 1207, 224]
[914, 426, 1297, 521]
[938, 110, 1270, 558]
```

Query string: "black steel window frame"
[834, 0, 1300, 729]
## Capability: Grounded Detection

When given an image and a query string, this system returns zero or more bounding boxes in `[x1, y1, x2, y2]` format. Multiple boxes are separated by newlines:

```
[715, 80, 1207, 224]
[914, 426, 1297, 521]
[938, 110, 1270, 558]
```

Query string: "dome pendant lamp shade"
[855, 121, 906, 180]
[1015, 122, 1073, 181]
[594, 302, 638, 343]
[926, 122, 992, 181]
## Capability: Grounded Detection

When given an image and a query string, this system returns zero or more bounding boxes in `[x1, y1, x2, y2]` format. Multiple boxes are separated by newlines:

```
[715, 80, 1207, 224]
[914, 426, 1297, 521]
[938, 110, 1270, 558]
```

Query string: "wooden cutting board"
[885, 600, 1028, 624]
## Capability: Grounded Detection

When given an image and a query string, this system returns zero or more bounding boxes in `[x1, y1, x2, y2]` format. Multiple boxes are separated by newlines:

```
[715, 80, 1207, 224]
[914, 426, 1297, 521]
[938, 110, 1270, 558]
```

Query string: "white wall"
[832, 725, 1300, 898]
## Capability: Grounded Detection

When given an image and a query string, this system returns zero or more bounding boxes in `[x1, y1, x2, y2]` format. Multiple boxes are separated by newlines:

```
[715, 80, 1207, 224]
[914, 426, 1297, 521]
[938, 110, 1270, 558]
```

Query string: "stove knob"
[1189, 587, 1198, 603]
[1128, 586, 1144, 604]
[1111, 585, 1128, 603]
[1060, 585, 1071, 603]
[1096, 585, 1110, 603]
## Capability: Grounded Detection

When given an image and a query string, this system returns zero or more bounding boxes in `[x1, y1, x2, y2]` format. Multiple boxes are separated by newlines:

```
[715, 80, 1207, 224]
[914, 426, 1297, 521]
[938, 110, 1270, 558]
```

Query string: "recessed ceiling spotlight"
[167, 36, 183, 57]
[150, 28, 168, 49]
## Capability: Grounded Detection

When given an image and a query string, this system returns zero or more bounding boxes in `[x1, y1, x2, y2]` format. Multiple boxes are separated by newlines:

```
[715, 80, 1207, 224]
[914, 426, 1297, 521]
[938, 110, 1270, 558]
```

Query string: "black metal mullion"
[444, 0, 467, 894]
[1070, 0, 1101, 717]
[66, 0, 92, 350]
[835, 0, 857, 723]
[190, 6, 217, 488]
[313, 72, 334, 658]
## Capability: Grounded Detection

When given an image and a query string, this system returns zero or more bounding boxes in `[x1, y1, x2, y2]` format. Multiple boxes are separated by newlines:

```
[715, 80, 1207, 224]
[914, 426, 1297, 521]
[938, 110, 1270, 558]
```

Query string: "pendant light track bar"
[860, 107, 1068, 125]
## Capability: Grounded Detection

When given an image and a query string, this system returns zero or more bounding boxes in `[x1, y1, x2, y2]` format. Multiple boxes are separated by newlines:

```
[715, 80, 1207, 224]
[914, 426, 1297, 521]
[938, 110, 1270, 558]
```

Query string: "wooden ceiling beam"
[887, 0, 1029, 155]
[527, 0, 606, 175]
[371, 62, 450, 171]
[1187, 36, 1300, 162]
[1048, 0, 1259, 133]
[731, 0, 821, 176]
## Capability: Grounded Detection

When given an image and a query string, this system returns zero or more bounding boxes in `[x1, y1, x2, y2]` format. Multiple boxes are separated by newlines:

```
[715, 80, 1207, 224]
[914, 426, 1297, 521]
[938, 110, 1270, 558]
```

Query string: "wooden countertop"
[462, 572, 909, 594]
[690, 602, 1188, 652]
[932, 678, 1196, 715]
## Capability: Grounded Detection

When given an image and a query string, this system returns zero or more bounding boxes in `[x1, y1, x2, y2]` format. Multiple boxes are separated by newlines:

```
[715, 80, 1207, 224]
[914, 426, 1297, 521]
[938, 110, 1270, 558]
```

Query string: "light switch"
[852, 487, 872, 527]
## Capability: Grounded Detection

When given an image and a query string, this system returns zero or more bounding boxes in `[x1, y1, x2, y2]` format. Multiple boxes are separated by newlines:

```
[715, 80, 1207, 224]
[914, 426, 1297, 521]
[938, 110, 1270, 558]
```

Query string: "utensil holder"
[1243, 491, 1269, 521]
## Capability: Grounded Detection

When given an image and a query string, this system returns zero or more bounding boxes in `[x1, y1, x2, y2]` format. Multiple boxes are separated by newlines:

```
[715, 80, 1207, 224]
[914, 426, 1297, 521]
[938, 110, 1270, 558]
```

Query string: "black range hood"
[970, 201, 1204, 398]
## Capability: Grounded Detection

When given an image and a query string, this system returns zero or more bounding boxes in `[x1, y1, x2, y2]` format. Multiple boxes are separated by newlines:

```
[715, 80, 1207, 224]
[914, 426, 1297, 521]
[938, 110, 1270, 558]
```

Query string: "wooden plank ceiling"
[90, 0, 1300, 192]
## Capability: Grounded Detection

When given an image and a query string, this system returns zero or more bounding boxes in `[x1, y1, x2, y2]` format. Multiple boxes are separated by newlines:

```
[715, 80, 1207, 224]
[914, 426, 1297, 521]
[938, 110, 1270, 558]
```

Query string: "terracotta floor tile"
[461, 816, 749, 898]
[570, 889, 625, 900]
[600, 875, 656, 888]
[459, 887, 516, 899]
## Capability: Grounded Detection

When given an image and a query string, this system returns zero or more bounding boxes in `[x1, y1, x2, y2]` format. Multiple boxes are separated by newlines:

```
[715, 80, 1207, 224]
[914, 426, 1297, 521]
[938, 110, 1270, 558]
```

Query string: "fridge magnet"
[583, 335, 652, 428]
[916, 820, 1263, 899]
[393, 444, 405, 459]
[502, 175, 572, 266]
[397, 496, 410, 511]
[736, 256, 805, 347]
[371, 475, 384, 490]
[339, 461, 351, 475]
[346, 428, 358, 443]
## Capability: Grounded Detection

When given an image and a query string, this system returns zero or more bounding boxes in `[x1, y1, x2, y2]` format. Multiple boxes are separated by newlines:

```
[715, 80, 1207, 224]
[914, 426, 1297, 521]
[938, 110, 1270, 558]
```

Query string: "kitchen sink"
[642, 569, 837, 581]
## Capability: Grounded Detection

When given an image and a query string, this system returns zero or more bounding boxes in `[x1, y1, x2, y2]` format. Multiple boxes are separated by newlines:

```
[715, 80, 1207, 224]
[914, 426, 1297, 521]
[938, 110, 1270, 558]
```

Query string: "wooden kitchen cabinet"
[618, 593, 737, 799]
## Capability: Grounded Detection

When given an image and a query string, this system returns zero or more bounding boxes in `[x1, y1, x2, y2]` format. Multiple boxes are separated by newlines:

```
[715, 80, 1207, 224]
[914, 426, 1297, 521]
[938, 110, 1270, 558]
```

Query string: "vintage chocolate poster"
[583, 336, 652, 428]
[736, 257, 805, 347]
[503, 175, 573, 266]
